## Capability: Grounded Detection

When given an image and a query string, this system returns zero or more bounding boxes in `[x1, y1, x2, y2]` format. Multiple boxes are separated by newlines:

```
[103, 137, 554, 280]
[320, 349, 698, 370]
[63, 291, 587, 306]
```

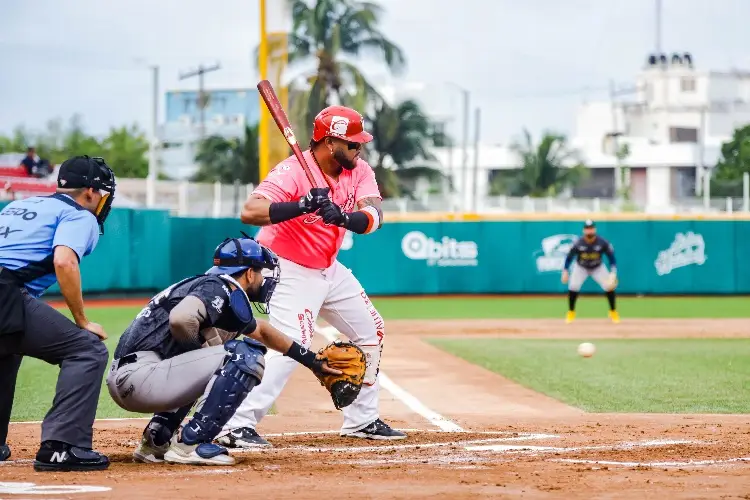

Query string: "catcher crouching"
[106, 235, 366, 466]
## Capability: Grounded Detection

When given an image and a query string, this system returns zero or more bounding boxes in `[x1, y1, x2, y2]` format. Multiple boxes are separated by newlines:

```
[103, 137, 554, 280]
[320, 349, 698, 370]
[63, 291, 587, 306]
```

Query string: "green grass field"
[9, 295, 750, 421]
[427, 338, 750, 413]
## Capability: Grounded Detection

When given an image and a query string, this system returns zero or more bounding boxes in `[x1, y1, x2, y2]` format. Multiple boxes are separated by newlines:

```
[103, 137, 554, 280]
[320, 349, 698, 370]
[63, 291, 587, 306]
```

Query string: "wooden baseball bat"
[256, 79, 323, 189]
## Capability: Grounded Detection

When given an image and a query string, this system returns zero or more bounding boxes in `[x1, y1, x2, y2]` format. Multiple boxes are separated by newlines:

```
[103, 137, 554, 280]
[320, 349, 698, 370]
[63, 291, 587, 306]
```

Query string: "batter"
[218, 105, 404, 448]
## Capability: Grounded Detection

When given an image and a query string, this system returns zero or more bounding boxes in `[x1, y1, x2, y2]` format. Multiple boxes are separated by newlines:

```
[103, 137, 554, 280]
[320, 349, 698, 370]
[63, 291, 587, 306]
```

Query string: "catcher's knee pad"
[181, 338, 266, 445]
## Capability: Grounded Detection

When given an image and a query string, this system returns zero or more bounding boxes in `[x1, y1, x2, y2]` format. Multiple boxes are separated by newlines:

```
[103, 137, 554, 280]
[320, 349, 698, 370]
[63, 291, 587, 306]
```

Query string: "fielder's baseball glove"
[314, 340, 367, 410]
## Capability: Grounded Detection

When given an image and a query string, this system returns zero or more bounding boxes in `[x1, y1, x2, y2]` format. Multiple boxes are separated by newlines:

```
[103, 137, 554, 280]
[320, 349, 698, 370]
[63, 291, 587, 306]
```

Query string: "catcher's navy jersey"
[114, 275, 254, 360]
[0, 194, 99, 297]
[564, 235, 616, 270]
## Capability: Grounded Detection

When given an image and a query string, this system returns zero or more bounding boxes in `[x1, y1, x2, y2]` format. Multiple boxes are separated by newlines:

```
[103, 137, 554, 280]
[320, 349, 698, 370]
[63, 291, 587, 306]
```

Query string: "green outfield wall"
[1, 204, 745, 296]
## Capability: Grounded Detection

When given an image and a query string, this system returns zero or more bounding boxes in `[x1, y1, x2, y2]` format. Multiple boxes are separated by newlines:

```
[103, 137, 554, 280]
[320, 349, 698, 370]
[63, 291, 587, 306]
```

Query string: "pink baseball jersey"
[253, 150, 381, 270]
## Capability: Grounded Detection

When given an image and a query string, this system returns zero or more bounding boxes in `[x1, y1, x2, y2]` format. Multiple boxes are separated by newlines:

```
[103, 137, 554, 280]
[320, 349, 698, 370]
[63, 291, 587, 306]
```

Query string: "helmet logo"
[330, 116, 350, 136]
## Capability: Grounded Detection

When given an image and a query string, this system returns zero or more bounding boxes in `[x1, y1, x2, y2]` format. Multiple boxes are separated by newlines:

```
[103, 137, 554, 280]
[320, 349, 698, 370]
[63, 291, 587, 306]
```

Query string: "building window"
[680, 77, 696, 92]
[669, 127, 698, 143]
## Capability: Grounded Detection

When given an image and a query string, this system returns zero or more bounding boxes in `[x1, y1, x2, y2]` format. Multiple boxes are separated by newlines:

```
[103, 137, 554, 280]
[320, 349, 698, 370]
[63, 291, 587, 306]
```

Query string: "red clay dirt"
[2, 318, 749, 499]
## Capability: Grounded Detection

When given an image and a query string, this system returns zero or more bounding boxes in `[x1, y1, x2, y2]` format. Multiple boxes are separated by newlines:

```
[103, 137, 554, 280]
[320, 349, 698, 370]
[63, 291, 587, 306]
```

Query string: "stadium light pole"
[444, 82, 470, 212]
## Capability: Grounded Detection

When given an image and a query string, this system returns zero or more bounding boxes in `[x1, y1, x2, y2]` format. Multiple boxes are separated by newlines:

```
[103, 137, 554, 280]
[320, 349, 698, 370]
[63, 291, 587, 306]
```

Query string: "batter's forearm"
[350, 196, 383, 234]
[241, 195, 274, 226]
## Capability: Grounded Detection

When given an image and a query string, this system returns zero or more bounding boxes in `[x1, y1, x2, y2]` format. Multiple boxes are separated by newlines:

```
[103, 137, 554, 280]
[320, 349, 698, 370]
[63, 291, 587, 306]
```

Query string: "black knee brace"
[181, 338, 266, 445]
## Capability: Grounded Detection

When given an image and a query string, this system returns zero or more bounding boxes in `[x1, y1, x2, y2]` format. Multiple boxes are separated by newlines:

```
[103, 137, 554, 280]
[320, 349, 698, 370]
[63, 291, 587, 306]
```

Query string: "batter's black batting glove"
[319, 199, 349, 227]
[298, 187, 330, 213]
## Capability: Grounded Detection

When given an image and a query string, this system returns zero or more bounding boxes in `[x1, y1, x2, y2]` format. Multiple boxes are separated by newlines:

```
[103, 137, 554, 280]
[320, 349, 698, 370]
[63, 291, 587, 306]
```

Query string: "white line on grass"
[315, 326, 464, 432]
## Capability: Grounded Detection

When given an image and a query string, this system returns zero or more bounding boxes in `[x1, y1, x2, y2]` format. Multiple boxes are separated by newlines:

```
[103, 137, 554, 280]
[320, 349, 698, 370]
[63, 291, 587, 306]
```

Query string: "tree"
[490, 130, 588, 197]
[711, 124, 750, 197]
[100, 125, 150, 179]
[273, 0, 406, 141]
[193, 124, 260, 185]
[0, 116, 151, 178]
[367, 99, 451, 198]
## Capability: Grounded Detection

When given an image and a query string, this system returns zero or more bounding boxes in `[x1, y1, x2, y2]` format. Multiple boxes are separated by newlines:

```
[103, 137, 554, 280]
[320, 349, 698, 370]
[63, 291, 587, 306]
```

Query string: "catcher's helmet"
[206, 235, 278, 276]
[311, 105, 373, 144]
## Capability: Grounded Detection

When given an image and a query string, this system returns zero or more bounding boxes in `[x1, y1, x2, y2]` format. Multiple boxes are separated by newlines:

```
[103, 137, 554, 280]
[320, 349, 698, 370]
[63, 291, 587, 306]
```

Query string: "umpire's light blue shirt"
[0, 193, 100, 297]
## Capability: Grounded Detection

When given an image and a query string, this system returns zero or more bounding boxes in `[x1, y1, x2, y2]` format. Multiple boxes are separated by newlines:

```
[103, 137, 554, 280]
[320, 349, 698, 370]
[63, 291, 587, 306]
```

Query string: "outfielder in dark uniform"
[561, 220, 620, 324]
[0, 155, 116, 471]
[107, 236, 342, 466]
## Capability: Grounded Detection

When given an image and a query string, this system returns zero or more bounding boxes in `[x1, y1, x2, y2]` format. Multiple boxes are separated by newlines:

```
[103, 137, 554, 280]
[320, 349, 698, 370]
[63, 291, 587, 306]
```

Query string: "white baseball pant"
[220, 256, 385, 435]
[568, 262, 613, 291]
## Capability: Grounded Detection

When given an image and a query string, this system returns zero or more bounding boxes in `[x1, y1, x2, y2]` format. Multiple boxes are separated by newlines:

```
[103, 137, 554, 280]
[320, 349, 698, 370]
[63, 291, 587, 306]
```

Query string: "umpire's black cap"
[583, 219, 596, 228]
[57, 155, 115, 191]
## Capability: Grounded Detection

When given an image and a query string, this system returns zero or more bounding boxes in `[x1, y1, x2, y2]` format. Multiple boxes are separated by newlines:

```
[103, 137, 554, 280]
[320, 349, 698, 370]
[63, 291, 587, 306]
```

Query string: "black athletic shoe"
[0, 443, 10, 461]
[216, 427, 272, 448]
[33, 441, 110, 472]
[342, 419, 407, 440]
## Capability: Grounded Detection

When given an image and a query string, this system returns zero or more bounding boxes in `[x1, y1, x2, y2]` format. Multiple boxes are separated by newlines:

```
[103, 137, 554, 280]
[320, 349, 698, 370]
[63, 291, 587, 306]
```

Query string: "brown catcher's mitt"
[314, 340, 367, 410]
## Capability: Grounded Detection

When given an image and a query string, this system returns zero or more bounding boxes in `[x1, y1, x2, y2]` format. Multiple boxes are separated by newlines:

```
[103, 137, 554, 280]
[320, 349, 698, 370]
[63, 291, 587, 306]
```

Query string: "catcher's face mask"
[247, 248, 280, 315]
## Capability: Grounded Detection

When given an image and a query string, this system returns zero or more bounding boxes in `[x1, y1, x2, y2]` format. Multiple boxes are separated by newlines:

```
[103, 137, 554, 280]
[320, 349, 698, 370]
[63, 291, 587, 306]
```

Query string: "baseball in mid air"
[577, 342, 596, 358]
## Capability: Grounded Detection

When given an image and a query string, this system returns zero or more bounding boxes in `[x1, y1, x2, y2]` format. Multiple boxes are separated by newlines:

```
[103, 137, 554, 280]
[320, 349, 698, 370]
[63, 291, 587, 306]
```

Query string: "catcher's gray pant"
[0, 291, 108, 449]
[568, 263, 613, 292]
[106, 346, 227, 414]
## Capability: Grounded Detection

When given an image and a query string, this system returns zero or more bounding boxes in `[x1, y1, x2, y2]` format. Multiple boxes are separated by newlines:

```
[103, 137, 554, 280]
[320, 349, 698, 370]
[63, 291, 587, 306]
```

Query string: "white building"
[383, 54, 750, 212]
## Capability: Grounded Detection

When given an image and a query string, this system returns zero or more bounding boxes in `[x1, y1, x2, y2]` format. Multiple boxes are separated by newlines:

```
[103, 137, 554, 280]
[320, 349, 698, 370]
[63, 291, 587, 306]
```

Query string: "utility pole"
[655, 0, 662, 55]
[471, 107, 481, 213]
[179, 63, 221, 139]
[147, 65, 159, 208]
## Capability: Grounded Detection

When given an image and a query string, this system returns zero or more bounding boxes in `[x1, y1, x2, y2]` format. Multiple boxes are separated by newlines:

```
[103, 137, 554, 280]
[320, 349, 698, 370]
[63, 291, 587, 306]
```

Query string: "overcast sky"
[1, 0, 748, 145]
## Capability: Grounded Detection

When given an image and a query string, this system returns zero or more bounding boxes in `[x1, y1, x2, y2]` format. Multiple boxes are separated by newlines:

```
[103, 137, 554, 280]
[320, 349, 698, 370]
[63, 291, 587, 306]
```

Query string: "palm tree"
[271, 0, 406, 141]
[491, 130, 588, 197]
[367, 99, 451, 198]
[193, 124, 260, 185]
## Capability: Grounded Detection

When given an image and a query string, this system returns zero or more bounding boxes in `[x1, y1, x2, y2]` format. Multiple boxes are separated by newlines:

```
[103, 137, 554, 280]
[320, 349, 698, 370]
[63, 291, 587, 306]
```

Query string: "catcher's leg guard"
[181, 338, 266, 445]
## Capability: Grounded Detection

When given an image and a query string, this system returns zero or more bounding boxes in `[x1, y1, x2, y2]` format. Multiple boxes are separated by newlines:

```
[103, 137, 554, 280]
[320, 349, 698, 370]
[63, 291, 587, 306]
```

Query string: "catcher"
[561, 219, 620, 324]
[106, 235, 366, 466]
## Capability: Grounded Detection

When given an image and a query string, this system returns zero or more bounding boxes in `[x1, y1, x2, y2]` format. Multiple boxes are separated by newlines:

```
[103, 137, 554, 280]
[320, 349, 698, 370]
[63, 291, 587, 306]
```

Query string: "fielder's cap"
[584, 219, 595, 228]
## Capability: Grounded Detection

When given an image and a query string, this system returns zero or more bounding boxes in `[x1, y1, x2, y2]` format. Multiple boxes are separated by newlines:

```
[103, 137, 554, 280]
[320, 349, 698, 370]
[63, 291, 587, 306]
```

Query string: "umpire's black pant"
[0, 290, 109, 449]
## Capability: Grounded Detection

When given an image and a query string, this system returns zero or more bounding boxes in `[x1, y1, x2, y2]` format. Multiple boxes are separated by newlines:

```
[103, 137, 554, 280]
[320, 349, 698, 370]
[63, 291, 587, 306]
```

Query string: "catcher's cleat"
[565, 311, 576, 324]
[342, 419, 407, 441]
[216, 427, 272, 448]
[609, 310, 620, 324]
[0, 444, 10, 461]
[133, 426, 172, 464]
[164, 440, 235, 466]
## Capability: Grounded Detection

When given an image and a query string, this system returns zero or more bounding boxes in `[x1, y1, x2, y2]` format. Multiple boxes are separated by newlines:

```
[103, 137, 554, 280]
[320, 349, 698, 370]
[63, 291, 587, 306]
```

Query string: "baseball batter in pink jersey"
[217, 105, 406, 447]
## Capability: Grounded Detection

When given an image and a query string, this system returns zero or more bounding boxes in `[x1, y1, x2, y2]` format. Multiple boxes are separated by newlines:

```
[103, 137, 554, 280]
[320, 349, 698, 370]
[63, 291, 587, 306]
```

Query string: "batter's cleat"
[342, 419, 407, 441]
[33, 441, 110, 472]
[215, 427, 272, 448]
[565, 311, 576, 324]
[609, 310, 621, 324]
[164, 441, 235, 466]
[0, 444, 10, 461]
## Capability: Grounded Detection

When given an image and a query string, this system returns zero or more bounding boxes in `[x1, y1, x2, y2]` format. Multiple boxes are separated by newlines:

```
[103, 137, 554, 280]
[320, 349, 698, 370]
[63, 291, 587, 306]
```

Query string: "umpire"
[0, 155, 116, 472]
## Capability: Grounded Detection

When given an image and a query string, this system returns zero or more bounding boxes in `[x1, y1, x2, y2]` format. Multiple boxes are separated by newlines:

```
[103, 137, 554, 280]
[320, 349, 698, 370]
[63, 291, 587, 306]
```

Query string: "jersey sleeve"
[252, 162, 302, 202]
[52, 210, 100, 261]
[188, 278, 232, 327]
[354, 161, 382, 202]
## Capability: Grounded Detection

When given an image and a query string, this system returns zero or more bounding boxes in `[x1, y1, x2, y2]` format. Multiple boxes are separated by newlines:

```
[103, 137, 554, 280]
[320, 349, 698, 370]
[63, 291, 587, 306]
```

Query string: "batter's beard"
[333, 149, 357, 170]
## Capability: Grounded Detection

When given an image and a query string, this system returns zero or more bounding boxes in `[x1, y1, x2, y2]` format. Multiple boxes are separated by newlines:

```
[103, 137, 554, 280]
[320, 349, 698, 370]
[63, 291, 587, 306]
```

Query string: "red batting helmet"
[311, 105, 373, 144]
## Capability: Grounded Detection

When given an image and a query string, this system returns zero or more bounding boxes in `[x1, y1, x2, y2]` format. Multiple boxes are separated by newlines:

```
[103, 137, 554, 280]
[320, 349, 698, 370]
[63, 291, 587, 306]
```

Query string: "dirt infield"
[2, 318, 749, 499]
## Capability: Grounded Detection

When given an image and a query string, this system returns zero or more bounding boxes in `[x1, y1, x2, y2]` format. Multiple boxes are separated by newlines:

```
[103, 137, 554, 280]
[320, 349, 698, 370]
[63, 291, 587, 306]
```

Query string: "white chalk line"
[550, 457, 750, 468]
[467, 439, 698, 454]
[230, 433, 558, 454]
[316, 325, 464, 432]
